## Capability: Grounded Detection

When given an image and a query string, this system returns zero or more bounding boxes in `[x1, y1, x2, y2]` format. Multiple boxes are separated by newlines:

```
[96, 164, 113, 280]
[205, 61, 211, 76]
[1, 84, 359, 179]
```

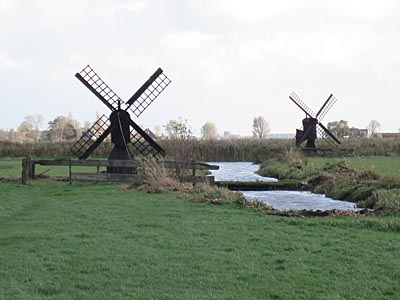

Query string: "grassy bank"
[1, 181, 400, 299]
[310, 156, 400, 177]
[258, 156, 400, 214]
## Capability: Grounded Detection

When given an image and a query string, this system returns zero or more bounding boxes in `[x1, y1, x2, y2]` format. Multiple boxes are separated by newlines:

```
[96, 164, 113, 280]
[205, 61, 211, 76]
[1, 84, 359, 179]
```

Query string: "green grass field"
[0, 158, 107, 178]
[2, 156, 400, 179]
[309, 156, 400, 177]
[1, 181, 400, 299]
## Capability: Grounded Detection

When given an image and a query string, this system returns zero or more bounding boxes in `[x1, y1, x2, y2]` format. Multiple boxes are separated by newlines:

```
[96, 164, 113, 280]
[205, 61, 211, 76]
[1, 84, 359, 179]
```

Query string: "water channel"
[208, 162, 359, 211]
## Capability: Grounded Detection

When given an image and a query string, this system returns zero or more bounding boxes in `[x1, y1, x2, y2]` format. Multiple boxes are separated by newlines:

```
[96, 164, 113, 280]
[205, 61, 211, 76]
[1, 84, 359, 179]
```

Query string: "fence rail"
[21, 157, 218, 184]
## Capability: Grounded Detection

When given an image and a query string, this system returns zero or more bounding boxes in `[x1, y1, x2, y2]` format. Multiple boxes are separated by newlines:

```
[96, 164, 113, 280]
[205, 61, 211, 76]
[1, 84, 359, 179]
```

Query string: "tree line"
[1, 113, 385, 143]
[1, 114, 271, 143]
[0, 114, 84, 143]
[327, 119, 382, 139]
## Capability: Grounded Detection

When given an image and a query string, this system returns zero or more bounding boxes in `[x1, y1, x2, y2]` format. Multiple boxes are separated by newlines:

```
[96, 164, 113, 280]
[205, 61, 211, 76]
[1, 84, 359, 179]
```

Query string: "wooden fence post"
[69, 160, 72, 185]
[21, 156, 31, 184]
[29, 157, 35, 179]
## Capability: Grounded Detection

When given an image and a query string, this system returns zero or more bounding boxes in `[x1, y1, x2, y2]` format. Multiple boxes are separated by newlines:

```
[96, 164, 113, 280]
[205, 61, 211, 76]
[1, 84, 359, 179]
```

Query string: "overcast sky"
[1, 0, 400, 136]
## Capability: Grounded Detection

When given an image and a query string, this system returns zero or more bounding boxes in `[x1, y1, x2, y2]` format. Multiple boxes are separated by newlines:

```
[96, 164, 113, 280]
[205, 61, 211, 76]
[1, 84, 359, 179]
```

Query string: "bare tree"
[367, 120, 381, 138]
[164, 117, 192, 140]
[0, 129, 8, 141]
[164, 117, 194, 160]
[18, 121, 34, 141]
[48, 114, 80, 141]
[8, 129, 17, 141]
[252, 116, 269, 139]
[201, 121, 217, 140]
[17, 114, 44, 142]
[327, 120, 349, 138]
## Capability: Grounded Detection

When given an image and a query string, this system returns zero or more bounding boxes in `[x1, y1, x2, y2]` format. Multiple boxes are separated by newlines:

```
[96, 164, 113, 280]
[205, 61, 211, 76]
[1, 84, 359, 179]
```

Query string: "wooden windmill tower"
[71, 65, 171, 173]
[289, 92, 341, 149]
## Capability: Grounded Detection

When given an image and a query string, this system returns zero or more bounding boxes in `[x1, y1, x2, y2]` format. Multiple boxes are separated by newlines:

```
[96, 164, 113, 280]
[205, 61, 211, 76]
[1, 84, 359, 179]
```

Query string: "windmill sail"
[290, 92, 341, 149]
[317, 123, 341, 146]
[125, 68, 171, 117]
[128, 119, 165, 157]
[75, 65, 122, 111]
[71, 65, 170, 161]
[289, 92, 316, 118]
[71, 114, 109, 159]
[315, 94, 337, 121]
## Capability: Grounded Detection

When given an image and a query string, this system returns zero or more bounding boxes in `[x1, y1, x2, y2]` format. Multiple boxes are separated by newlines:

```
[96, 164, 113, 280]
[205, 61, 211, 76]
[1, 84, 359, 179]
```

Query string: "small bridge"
[215, 180, 304, 191]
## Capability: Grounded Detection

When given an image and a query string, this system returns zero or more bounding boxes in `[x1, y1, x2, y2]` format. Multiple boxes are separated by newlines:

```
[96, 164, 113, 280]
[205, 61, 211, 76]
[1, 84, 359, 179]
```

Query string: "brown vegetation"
[1, 138, 400, 162]
[134, 161, 247, 206]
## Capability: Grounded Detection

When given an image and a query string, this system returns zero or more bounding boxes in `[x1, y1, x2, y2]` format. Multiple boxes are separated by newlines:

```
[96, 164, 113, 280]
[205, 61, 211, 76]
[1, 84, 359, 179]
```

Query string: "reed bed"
[1, 138, 400, 161]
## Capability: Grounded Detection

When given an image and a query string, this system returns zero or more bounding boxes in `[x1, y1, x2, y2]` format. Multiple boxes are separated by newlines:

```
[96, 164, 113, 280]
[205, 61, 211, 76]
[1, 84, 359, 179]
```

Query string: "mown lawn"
[1, 181, 400, 299]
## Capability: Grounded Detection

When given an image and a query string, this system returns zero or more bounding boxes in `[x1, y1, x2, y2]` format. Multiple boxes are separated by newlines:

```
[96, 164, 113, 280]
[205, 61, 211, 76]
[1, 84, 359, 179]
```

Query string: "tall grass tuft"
[136, 160, 192, 193]
[135, 160, 247, 205]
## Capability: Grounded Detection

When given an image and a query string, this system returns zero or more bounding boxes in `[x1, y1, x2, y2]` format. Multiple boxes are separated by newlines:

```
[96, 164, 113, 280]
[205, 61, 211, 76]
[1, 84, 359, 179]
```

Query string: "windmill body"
[296, 117, 317, 148]
[107, 108, 132, 173]
[289, 92, 341, 149]
[71, 65, 171, 174]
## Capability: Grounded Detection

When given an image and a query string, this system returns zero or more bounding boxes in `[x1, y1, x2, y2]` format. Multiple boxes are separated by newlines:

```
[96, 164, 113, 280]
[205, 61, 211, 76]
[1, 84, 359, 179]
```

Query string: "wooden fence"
[21, 157, 219, 184]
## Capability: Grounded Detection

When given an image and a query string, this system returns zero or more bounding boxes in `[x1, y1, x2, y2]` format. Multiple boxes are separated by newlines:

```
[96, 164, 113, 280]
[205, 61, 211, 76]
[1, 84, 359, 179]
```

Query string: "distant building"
[221, 131, 240, 139]
[381, 132, 400, 139]
[267, 133, 295, 139]
[345, 128, 368, 138]
[223, 131, 231, 139]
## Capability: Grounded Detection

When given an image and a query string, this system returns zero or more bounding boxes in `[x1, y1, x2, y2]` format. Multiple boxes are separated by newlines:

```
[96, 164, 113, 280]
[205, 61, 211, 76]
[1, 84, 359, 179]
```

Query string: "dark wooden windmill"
[71, 65, 171, 173]
[289, 92, 341, 149]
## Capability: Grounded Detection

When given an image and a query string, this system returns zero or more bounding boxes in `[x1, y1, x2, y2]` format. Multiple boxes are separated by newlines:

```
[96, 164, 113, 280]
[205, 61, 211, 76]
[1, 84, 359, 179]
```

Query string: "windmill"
[71, 65, 171, 173]
[289, 92, 341, 149]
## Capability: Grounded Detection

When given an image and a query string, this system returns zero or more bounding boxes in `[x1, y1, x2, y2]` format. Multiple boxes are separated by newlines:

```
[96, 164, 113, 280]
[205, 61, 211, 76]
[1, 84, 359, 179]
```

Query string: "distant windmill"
[289, 92, 341, 149]
[71, 65, 171, 173]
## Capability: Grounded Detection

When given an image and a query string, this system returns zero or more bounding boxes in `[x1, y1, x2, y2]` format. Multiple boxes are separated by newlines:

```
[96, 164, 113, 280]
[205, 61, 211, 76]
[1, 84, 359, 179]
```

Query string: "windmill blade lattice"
[125, 71, 171, 117]
[129, 129, 164, 158]
[71, 114, 109, 158]
[289, 92, 316, 118]
[316, 94, 337, 121]
[317, 125, 340, 147]
[76, 65, 122, 111]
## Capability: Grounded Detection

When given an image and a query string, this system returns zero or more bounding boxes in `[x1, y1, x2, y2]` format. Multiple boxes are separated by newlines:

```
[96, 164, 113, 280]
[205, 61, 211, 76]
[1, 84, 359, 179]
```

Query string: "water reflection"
[209, 162, 358, 211]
